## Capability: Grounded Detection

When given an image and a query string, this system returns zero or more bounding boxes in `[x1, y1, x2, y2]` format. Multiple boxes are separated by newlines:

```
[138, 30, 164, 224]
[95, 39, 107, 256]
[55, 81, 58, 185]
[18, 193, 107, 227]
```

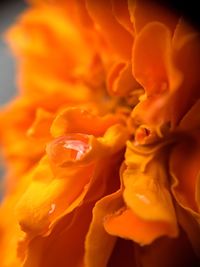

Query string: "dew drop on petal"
[63, 139, 90, 160]
[46, 133, 91, 165]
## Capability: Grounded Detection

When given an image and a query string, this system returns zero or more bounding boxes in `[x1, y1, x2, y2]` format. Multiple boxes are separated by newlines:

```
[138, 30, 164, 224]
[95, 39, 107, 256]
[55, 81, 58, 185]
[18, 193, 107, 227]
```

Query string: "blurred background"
[0, 0, 26, 105]
[0, 0, 200, 182]
[0, 0, 200, 105]
[0, 0, 200, 106]
[0, 0, 26, 183]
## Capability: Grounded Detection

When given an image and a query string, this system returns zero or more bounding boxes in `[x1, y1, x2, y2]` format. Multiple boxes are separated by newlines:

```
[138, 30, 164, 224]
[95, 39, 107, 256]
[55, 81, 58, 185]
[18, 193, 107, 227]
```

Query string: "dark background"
[155, 0, 200, 30]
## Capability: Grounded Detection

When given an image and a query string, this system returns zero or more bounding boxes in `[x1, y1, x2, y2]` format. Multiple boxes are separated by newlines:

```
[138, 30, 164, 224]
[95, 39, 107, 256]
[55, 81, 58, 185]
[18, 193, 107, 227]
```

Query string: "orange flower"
[0, 0, 200, 267]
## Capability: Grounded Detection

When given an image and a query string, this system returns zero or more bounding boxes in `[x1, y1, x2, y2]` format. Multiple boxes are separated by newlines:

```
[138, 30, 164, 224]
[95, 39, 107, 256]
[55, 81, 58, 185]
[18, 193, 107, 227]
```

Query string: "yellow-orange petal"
[104, 207, 177, 245]
[111, 0, 134, 35]
[171, 20, 200, 125]
[15, 121, 128, 238]
[123, 142, 177, 224]
[5, 4, 98, 102]
[107, 61, 140, 97]
[170, 131, 200, 214]
[86, 0, 132, 60]
[6, 5, 94, 75]
[95, 124, 129, 156]
[85, 191, 122, 267]
[103, 142, 178, 245]
[50, 107, 123, 138]
[132, 21, 182, 126]
[27, 108, 54, 139]
[133, 22, 174, 96]
[0, 196, 26, 267]
[23, 203, 94, 267]
[15, 137, 94, 237]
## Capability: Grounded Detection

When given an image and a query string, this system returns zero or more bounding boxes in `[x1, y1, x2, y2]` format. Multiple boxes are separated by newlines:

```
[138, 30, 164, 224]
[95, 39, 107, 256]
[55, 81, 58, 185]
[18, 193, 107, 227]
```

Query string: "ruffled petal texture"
[0, 0, 200, 266]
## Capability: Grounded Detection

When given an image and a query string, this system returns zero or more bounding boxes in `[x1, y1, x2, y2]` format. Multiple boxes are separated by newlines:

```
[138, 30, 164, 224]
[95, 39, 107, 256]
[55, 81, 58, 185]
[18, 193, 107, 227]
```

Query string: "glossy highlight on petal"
[104, 207, 177, 245]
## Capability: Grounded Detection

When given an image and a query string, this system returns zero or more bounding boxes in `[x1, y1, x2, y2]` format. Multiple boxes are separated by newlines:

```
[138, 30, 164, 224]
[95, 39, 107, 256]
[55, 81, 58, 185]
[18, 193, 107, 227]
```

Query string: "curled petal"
[107, 61, 140, 97]
[171, 20, 200, 125]
[15, 123, 128, 238]
[133, 22, 180, 96]
[27, 108, 53, 139]
[23, 203, 94, 267]
[123, 142, 177, 223]
[50, 107, 123, 138]
[106, 142, 178, 244]
[170, 131, 200, 214]
[86, 0, 132, 59]
[132, 22, 182, 127]
[95, 124, 129, 155]
[84, 191, 122, 267]
[15, 147, 94, 237]
[111, 0, 134, 35]
[104, 207, 177, 245]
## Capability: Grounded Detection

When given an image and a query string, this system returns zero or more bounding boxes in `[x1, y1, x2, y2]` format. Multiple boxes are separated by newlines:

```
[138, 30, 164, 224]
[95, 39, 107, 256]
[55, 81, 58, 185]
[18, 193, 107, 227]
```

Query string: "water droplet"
[46, 134, 91, 165]
[63, 139, 90, 160]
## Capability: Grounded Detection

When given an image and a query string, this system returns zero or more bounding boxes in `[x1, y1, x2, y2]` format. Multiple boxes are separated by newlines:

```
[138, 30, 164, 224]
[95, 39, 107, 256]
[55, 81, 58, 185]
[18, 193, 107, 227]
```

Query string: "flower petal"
[104, 207, 177, 245]
[6, 5, 95, 91]
[27, 108, 53, 139]
[107, 61, 140, 97]
[0, 197, 26, 267]
[15, 122, 128, 238]
[86, 0, 132, 59]
[84, 191, 122, 267]
[171, 20, 200, 125]
[123, 142, 178, 225]
[104, 141, 178, 245]
[50, 107, 123, 138]
[111, 0, 134, 35]
[23, 203, 94, 267]
[132, 22, 182, 127]
[170, 131, 200, 214]
[15, 142, 94, 237]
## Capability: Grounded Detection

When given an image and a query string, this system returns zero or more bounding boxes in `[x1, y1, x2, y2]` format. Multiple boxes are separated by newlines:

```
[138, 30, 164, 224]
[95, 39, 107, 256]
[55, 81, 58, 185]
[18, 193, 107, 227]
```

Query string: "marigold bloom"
[0, 0, 200, 267]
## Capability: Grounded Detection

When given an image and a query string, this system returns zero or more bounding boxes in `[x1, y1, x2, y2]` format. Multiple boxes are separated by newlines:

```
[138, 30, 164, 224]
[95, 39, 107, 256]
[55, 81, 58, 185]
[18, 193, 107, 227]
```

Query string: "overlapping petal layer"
[0, 0, 200, 266]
